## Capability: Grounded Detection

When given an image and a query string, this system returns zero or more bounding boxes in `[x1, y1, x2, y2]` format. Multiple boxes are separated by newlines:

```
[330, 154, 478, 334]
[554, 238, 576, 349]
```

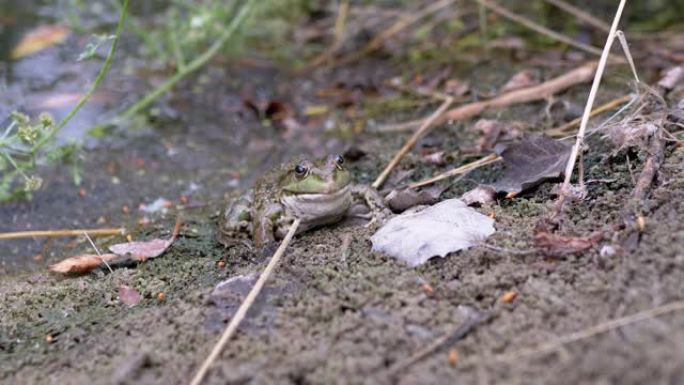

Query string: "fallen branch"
[439, 61, 598, 124]
[0, 227, 124, 240]
[476, 0, 603, 56]
[408, 153, 501, 189]
[372, 97, 454, 189]
[189, 218, 301, 385]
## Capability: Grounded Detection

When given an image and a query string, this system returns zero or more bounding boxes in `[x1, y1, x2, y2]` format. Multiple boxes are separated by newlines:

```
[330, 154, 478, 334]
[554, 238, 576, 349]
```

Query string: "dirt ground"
[2, 3, 684, 384]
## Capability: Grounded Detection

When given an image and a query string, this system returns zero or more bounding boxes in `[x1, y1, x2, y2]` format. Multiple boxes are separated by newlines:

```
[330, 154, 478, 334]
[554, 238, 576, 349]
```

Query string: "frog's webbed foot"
[350, 184, 391, 227]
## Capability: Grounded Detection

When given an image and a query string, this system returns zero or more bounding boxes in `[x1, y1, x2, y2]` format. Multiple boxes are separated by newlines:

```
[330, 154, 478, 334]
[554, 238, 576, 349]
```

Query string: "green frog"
[218, 154, 386, 248]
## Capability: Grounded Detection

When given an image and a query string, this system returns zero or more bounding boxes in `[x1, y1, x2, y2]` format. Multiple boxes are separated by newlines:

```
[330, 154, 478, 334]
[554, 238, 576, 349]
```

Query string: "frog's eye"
[334, 154, 344, 168]
[294, 164, 308, 177]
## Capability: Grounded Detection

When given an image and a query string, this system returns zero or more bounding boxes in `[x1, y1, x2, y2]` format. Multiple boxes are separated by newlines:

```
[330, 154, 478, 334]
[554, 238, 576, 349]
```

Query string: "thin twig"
[546, 94, 632, 137]
[387, 311, 492, 378]
[0, 227, 125, 240]
[330, 0, 457, 69]
[408, 153, 501, 189]
[83, 232, 114, 274]
[542, 0, 610, 33]
[189, 218, 301, 385]
[559, 0, 627, 202]
[487, 300, 684, 363]
[475, 0, 603, 56]
[372, 97, 453, 189]
[304, 0, 350, 69]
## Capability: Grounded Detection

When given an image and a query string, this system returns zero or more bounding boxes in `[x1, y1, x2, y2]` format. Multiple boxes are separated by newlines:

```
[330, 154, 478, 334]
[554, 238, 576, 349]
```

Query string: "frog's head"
[279, 154, 351, 195]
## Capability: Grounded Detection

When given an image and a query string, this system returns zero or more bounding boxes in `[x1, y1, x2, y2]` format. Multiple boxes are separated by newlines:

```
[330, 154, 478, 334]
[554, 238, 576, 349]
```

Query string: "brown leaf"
[49, 254, 118, 274]
[534, 231, 603, 258]
[500, 70, 538, 93]
[493, 134, 572, 195]
[11, 25, 70, 59]
[118, 285, 142, 306]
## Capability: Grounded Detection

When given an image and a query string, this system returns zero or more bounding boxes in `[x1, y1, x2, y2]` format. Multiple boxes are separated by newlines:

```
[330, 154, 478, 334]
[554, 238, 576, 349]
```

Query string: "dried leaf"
[109, 239, 172, 261]
[11, 25, 70, 59]
[493, 134, 572, 195]
[118, 285, 142, 306]
[385, 186, 444, 213]
[49, 254, 118, 274]
[371, 199, 495, 267]
[500, 70, 538, 93]
[462, 185, 496, 206]
[657, 65, 684, 90]
[534, 231, 603, 258]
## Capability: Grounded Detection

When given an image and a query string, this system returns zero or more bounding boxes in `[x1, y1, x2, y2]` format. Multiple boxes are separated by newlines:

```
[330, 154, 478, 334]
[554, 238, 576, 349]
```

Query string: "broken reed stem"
[409, 153, 501, 189]
[305, 0, 350, 69]
[542, 0, 610, 33]
[546, 94, 632, 137]
[476, 0, 603, 56]
[189, 218, 301, 385]
[560, 0, 627, 194]
[330, 0, 456, 69]
[489, 300, 684, 363]
[0, 227, 125, 240]
[372, 97, 453, 189]
[439, 61, 598, 124]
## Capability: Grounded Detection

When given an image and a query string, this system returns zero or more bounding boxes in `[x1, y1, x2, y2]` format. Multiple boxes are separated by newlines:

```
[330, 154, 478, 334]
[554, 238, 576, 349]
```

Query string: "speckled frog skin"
[219, 154, 382, 248]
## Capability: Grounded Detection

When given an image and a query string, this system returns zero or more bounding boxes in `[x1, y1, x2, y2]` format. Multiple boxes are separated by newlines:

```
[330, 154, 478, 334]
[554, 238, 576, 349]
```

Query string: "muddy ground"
[2, 3, 684, 385]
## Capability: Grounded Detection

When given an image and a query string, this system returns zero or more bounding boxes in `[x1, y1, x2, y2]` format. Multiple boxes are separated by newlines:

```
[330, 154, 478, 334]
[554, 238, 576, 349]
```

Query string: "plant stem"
[32, 0, 129, 154]
[561, 0, 627, 189]
[119, 0, 257, 121]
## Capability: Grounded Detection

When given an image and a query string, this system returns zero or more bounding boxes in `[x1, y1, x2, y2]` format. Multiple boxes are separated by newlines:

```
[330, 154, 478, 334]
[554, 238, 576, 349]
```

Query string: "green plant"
[0, 0, 128, 202]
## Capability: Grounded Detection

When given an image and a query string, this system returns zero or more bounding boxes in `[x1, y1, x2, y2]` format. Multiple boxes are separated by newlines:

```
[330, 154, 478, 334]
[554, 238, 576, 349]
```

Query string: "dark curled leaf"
[493, 134, 572, 196]
[385, 186, 444, 213]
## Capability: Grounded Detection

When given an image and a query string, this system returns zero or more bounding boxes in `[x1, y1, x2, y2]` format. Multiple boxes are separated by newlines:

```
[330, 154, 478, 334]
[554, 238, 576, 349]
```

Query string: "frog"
[218, 154, 387, 249]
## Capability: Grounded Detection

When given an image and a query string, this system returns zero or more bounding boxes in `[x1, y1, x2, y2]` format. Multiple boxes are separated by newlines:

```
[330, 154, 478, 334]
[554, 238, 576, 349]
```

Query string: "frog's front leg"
[350, 184, 391, 225]
[252, 203, 283, 249]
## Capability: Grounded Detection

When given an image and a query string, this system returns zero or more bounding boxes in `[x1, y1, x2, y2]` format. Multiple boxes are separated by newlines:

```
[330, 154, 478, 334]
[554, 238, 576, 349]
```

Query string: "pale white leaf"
[371, 199, 495, 267]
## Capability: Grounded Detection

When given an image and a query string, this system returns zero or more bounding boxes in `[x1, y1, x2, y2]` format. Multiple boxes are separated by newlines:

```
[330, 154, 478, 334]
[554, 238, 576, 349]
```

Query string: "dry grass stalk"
[542, 0, 610, 33]
[546, 94, 632, 137]
[408, 153, 501, 189]
[372, 97, 454, 189]
[476, 0, 603, 56]
[0, 227, 124, 240]
[559, 0, 628, 202]
[189, 218, 301, 385]
[331, 0, 457, 69]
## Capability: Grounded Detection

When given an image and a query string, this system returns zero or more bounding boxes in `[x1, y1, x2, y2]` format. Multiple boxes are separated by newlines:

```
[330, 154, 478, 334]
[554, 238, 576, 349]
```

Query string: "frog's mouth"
[280, 185, 352, 227]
